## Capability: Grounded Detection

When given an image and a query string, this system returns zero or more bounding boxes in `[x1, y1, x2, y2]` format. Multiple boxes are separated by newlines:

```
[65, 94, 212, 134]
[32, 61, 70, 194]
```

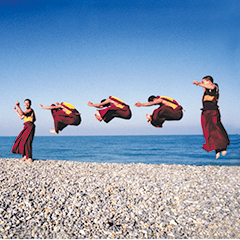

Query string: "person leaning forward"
[134, 95, 183, 128]
[88, 96, 132, 123]
[39, 102, 81, 134]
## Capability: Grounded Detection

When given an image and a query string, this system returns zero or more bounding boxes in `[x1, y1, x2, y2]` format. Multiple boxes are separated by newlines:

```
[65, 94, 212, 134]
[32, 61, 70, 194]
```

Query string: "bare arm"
[134, 98, 163, 107]
[15, 101, 24, 115]
[87, 99, 111, 108]
[134, 101, 155, 107]
[39, 104, 63, 110]
[193, 80, 216, 90]
[14, 106, 24, 119]
[14, 101, 25, 119]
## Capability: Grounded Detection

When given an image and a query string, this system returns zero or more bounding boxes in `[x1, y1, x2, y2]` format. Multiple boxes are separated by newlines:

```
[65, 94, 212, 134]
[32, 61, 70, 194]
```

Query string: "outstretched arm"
[87, 99, 111, 108]
[134, 101, 153, 107]
[39, 104, 63, 110]
[134, 98, 162, 107]
[193, 80, 216, 90]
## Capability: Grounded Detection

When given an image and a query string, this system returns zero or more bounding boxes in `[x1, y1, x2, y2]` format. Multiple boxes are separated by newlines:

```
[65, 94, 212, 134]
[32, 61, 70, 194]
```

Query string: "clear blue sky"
[1, 0, 239, 136]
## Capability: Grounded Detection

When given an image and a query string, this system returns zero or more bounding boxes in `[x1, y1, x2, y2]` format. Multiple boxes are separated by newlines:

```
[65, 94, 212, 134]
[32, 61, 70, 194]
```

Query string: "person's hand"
[14, 106, 18, 112]
[87, 101, 93, 106]
[192, 80, 199, 85]
[134, 101, 142, 107]
[15, 101, 20, 106]
[39, 104, 43, 108]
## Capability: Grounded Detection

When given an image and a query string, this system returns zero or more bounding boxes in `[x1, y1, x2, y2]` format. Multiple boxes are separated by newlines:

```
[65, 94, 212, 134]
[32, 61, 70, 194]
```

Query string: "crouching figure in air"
[87, 96, 132, 123]
[39, 102, 81, 134]
[134, 95, 183, 128]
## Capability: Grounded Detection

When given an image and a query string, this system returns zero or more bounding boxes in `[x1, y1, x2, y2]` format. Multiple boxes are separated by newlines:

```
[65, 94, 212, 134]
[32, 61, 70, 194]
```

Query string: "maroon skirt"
[51, 107, 81, 133]
[11, 121, 35, 159]
[99, 104, 132, 123]
[151, 105, 183, 128]
[201, 109, 230, 152]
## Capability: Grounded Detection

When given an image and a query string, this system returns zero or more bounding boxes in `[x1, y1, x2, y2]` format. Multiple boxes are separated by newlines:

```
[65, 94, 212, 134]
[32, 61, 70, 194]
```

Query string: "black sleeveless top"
[202, 83, 219, 110]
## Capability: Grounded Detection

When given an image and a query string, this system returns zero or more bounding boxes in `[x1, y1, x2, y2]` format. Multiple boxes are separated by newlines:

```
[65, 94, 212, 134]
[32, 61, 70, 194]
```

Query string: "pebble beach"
[0, 158, 239, 239]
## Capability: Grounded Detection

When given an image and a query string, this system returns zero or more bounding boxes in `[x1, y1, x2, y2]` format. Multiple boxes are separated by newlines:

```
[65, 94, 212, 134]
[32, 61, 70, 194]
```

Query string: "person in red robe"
[11, 99, 36, 163]
[193, 76, 230, 159]
[134, 95, 183, 128]
[39, 102, 81, 134]
[87, 96, 132, 123]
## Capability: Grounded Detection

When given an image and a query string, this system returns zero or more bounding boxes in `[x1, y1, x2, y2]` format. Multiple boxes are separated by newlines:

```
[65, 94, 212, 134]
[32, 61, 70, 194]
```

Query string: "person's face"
[24, 100, 30, 109]
[201, 79, 211, 85]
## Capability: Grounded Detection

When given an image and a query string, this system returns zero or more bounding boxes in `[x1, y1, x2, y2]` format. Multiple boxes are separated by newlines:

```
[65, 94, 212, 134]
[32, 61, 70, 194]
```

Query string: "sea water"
[0, 135, 239, 166]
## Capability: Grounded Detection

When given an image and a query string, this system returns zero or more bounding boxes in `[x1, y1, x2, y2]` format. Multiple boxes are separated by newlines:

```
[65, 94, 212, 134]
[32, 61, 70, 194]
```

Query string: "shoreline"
[0, 158, 239, 238]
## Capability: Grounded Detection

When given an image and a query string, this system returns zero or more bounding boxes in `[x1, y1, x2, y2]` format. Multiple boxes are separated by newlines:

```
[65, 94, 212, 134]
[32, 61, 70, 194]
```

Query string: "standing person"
[11, 99, 36, 163]
[39, 102, 81, 134]
[134, 95, 183, 128]
[87, 96, 132, 123]
[193, 75, 230, 159]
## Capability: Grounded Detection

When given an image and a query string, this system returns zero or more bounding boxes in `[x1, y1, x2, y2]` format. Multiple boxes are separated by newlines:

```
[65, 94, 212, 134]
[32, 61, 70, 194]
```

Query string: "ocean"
[0, 135, 239, 166]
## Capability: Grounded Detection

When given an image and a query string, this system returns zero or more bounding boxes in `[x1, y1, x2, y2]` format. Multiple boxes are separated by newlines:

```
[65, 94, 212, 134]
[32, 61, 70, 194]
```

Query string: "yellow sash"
[110, 96, 126, 109]
[62, 102, 76, 115]
[160, 96, 178, 110]
[203, 95, 215, 102]
[25, 112, 34, 122]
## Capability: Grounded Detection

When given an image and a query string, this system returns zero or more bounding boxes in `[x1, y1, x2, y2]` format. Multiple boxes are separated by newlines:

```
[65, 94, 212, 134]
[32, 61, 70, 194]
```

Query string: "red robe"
[51, 103, 81, 133]
[11, 110, 36, 159]
[99, 96, 132, 123]
[151, 96, 183, 128]
[201, 110, 230, 152]
[201, 84, 230, 152]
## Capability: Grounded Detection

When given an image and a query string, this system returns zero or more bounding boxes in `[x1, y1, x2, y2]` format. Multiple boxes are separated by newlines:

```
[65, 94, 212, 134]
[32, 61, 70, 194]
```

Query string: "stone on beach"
[0, 158, 239, 238]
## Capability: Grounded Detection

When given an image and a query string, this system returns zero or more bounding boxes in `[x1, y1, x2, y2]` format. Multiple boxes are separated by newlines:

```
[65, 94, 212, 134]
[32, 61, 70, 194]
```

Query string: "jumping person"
[39, 102, 81, 134]
[87, 96, 132, 123]
[134, 95, 183, 128]
[193, 76, 230, 159]
[11, 99, 36, 163]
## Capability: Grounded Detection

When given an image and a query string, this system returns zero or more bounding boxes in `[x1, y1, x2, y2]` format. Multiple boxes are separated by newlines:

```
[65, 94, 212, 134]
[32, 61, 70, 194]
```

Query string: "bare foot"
[49, 129, 58, 134]
[55, 102, 60, 105]
[145, 114, 152, 124]
[95, 114, 102, 122]
[216, 152, 220, 159]
[20, 157, 27, 161]
[221, 150, 227, 156]
[26, 158, 33, 163]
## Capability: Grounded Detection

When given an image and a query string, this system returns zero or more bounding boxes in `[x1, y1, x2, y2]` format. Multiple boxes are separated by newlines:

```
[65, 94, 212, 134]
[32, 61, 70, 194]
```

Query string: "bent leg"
[51, 106, 79, 133]
[151, 106, 182, 128]
[99, 106, 113, 123]
[151, 108, 165, 127]
[69, 114, 81, 126]
[99, 106, 131, 123]
[114, 108, 131, 120]
[52, 116, 68, 133]
[51, 105, 65, 133]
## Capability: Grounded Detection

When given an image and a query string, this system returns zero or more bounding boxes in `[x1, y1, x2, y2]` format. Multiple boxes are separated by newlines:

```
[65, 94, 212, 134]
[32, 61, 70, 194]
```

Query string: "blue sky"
[1, 0, 239, 136]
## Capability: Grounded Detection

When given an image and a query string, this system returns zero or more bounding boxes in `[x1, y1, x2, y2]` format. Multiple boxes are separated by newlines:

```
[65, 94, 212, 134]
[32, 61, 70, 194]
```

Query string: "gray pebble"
[0, 158, 239, 238]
